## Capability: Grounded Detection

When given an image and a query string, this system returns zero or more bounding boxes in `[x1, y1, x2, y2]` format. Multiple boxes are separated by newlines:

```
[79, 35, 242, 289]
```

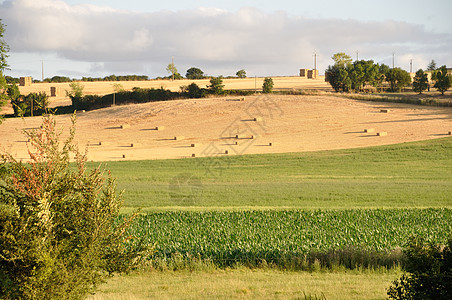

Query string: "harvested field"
[4, 76, 330, 112]
[1, 94, 452, 161]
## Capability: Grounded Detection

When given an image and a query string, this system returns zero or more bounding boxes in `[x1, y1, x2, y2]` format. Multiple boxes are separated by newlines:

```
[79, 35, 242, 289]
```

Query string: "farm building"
[19, 77, 32, 86]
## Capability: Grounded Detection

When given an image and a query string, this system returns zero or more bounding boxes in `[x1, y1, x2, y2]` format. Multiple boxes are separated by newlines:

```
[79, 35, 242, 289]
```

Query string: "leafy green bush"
[0, 116, 152, 300]
[263, 77, 274, 93]
[207, 77, 224, 95]
[8, 86, 49, 117]
[387, 234, 452, 299]
[181, 83, 206, 98]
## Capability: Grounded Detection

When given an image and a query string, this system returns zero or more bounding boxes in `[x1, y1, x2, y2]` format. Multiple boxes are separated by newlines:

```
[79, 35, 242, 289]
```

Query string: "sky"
[1, 0, 451, 79]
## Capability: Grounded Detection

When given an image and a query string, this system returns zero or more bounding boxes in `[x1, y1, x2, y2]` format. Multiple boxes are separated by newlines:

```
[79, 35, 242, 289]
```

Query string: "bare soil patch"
[1, 94, 451, 161]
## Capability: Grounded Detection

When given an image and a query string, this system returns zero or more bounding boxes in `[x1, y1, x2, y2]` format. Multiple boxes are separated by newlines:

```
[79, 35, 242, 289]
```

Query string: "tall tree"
[0, 19, 10, 121]
[432, 65, 451, 95]
[412, 69, 429, 94]
[427, 60, 437, 71]
[166, 61, 179, 80]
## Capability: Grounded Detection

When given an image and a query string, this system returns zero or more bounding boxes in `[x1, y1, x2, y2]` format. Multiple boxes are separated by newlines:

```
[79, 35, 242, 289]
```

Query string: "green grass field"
[91, 137, 452, 212]
[89, 137, 452, 299]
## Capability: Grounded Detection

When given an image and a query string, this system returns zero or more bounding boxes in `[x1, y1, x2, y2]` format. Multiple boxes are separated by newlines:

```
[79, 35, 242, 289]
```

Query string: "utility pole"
[392, 52, 395, 68]
[254, 76, 257, 94]
[356, 50, 359, 61]
[41, 60, 44, 81]
[313, 51, 318, 71]
[410, 59, 413, 73]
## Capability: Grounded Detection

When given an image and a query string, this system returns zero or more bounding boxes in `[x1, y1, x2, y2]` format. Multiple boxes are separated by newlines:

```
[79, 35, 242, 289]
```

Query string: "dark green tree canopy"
[325, 56, 381, 92]
[412, 69, 429, 94]
[385, 68, 411, 92]
[432, 65, 451, 95]
[236, 69, 246, 78]
[262, 77, 274, 93]
[185, 67, 205, 79]
[207, 77, 224, 95]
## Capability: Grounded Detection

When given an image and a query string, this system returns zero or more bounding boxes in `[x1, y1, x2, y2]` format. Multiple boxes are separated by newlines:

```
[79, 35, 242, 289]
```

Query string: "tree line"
[325, 53, 451, 95]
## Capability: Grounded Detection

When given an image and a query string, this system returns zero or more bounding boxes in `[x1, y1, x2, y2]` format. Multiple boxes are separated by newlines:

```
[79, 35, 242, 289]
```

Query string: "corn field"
[125, 208, 452, 270]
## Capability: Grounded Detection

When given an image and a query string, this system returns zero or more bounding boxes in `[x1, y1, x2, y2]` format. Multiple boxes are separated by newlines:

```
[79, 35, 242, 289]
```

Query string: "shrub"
[0, 115, 152, 299]
[387, 234, 452, 300]
[262, 77, 274, 93]
[8, 89, 49, 117]
[207, 77, 224, 95]
[184, 83, 205, 98]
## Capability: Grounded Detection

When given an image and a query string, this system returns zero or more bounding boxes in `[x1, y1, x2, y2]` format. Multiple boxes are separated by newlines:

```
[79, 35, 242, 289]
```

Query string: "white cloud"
[1, 0, 451, 78]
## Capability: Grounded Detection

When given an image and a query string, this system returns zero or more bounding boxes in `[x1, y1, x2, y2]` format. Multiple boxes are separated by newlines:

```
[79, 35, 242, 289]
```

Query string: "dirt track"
[1, 94, 451, 161]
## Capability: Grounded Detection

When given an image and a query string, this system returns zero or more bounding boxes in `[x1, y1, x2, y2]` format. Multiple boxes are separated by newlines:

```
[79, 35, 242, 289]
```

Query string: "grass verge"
[88, 268, 402, 300]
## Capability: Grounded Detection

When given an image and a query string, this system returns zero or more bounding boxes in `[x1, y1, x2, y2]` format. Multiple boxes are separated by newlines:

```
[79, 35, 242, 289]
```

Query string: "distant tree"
[427, 60, 437, 71]
[348, 62, 365, 92]
[332, 52, 352, 67]
[112, 83, 124, 93]
[262, 77, 274, 93]
[207, 77, 224, 95]
[412, 69, 429, 94]
[386, 68, 411, 92]
[4, 76, 19, 85]
[379, 64, 390, 76]
[185, 67, 205, 80]
[66, 82, 84, 100]
[325, 64, 351, 92]
[432, 65, 452, 95]
[236, 69, 246, 78]
[166, 61, 179, 80]
[43, 76, 72, 83]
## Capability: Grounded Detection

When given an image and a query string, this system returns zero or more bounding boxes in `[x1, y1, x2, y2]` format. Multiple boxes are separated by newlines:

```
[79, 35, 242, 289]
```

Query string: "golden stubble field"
[1, 76, 451, 162]
[9, 76, 330, 111]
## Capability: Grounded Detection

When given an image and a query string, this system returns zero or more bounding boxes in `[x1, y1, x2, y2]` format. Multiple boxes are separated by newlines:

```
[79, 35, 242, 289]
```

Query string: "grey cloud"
[1, 0, 451, 77]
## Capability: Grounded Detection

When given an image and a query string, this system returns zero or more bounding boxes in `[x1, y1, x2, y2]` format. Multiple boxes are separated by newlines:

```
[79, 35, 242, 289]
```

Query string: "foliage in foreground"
[7, 83, 49, 117]
[127, 209, 452, 271]
[387, 235, 452, 300]
[0, 116, 152, 300]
